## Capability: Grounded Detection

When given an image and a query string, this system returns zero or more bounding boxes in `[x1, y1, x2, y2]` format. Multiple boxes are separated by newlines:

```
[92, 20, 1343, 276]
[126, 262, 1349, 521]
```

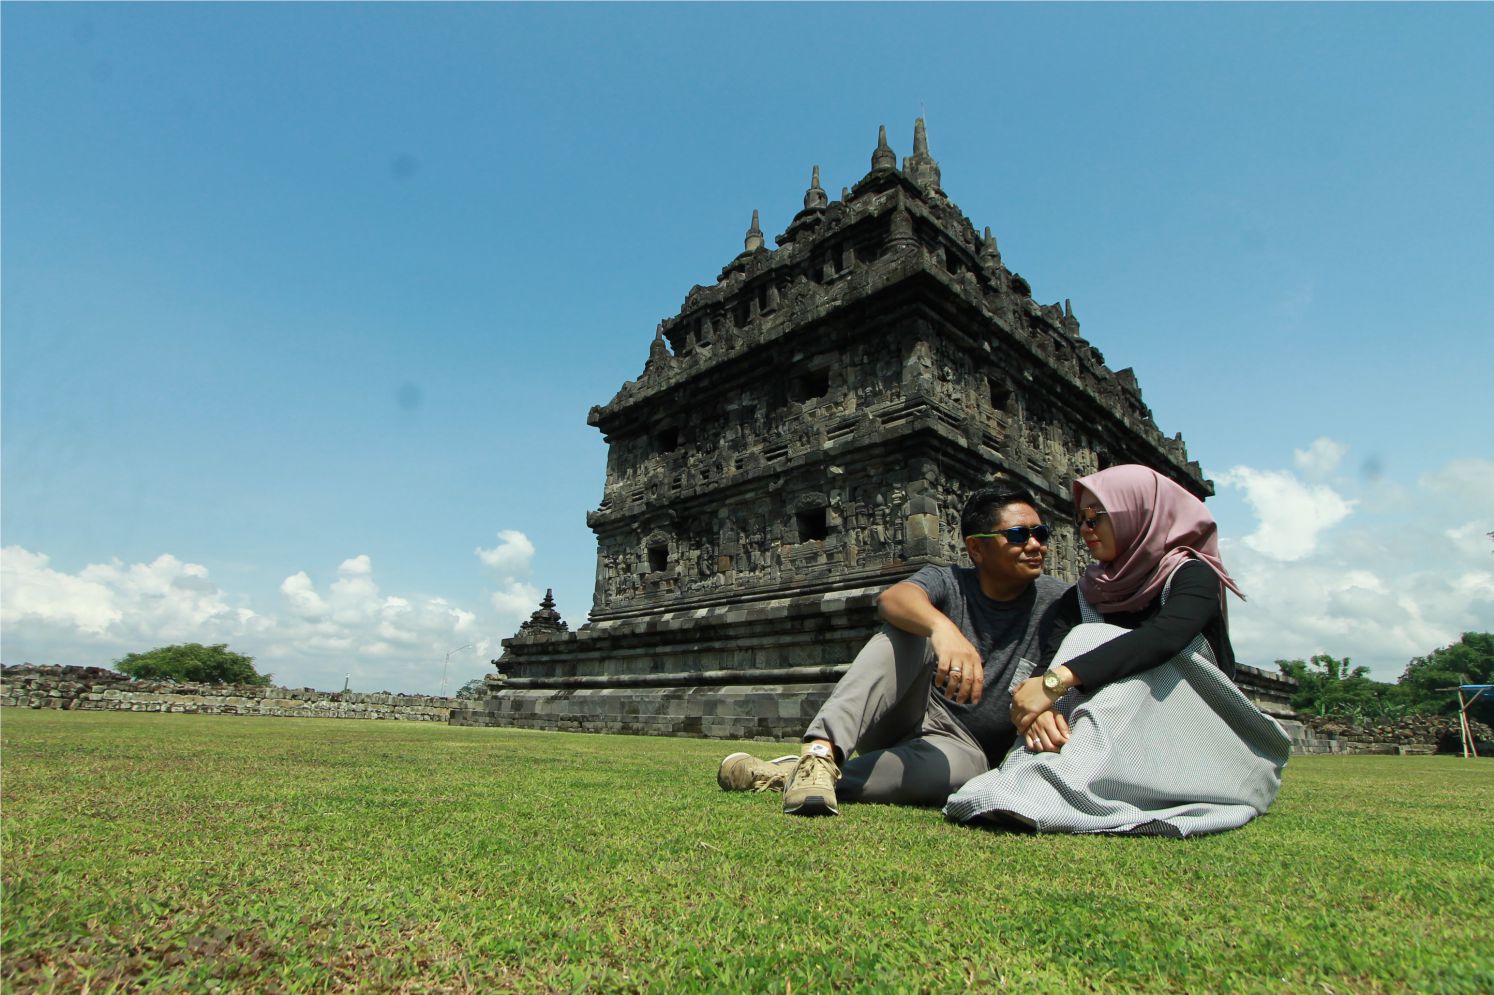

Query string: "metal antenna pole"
[442, 643, 473, 697]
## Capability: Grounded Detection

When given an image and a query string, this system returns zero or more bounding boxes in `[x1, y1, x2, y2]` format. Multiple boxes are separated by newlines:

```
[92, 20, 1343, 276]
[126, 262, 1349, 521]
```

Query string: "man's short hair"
[960, 486, 1041, 539]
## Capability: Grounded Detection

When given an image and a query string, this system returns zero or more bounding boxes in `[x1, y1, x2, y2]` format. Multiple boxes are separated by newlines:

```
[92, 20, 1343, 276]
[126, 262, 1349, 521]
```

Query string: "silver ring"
[949, 669, 962, 677]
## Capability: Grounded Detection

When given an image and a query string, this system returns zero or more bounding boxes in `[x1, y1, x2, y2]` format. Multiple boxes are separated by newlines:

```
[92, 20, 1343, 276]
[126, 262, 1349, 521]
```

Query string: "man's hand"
[878, 581, 986, 705]
[930, 621, 984, 705]
[1023, 709, 1070, 753]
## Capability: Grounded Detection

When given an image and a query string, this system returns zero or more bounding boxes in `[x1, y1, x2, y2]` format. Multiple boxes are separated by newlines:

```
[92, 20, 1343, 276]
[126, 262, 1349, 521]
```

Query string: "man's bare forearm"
[877, 581, 956, 636]
[877, 581, 985, 704]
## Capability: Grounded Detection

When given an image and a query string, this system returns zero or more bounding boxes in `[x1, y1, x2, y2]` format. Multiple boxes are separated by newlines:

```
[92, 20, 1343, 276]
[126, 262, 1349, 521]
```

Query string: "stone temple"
[452, 122, 1275, 739]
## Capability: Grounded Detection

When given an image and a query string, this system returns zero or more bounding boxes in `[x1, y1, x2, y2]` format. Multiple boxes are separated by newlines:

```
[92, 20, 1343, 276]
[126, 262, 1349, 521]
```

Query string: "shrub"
[114, 643, 271, 686]
[1398, 632, 1493, 724]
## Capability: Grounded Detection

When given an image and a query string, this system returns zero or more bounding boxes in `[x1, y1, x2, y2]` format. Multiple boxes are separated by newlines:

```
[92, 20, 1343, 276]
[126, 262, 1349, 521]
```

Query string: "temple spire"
[981, 226, 1001, 267]
[518, 588, 569, 635]
[902, 117, 942, 192]
[803, 165, 828, 210]
[744, 209, 765, 252]
[871, 124, 896, 172]
[644, 323, 672, 377]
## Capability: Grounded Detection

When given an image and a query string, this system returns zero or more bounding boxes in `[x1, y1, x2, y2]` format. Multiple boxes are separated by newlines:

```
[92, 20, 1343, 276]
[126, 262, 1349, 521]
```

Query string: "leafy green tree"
[456, 677, 488, 699]
[1397, 632, 1494, 723]
[114, 643, 271, 686]
[1276, 654, 1400, 721]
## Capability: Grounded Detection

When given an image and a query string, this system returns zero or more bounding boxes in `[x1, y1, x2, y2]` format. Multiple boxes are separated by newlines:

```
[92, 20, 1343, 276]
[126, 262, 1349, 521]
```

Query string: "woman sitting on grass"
[944, 463, 1291, 837]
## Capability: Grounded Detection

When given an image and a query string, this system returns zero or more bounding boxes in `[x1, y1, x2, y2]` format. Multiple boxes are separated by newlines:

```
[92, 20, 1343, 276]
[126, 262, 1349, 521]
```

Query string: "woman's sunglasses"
[1076, 511, 1109, 530]
[968, 525, 1052, 545]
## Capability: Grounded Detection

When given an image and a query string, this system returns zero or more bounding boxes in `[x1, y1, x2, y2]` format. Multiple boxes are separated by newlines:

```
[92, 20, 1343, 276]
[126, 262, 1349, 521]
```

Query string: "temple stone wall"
[450, 684, 835, 741]
[1, 665, 459, 722]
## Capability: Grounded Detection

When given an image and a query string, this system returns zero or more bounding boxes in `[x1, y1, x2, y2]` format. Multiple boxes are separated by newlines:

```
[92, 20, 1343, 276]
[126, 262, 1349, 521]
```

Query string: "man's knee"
[840, 740, 984, 807]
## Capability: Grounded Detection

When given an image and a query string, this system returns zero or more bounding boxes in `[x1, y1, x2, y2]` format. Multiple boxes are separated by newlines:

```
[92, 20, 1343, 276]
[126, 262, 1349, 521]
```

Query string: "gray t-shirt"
[907, 565, 1067, 762]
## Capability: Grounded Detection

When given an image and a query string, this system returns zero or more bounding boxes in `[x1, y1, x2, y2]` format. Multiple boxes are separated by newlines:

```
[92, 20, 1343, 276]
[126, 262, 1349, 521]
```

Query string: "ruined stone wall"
[1232, 663, 1298, 718]
[0, 665, 459, 721]
[450, 683, 834, 742]
[1290, 713, 1493, 756]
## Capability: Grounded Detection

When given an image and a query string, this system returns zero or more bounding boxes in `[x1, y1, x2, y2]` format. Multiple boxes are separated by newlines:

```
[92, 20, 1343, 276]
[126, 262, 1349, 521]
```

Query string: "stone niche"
[451, 121, 1212, 740]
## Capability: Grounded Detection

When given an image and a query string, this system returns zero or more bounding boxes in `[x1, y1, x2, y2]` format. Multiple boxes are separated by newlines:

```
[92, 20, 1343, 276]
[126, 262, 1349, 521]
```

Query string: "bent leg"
[804, 625, 938, 759]
[803, 626, 989, 806]
[839, 697, 989, 806]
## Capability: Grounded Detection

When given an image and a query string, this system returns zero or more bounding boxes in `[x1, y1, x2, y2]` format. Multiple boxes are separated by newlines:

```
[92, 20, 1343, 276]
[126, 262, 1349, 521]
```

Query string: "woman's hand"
[1009, 675, 1055, 733]
[1023, 709, 1070, 753]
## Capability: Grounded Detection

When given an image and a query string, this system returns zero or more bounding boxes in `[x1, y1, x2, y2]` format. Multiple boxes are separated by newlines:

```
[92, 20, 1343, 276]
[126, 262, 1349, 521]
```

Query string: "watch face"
[1044, 672, 1062, 691]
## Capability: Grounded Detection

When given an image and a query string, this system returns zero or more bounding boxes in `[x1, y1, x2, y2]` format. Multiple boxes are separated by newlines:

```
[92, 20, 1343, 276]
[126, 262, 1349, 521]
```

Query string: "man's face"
[968, 501, 1046, 587]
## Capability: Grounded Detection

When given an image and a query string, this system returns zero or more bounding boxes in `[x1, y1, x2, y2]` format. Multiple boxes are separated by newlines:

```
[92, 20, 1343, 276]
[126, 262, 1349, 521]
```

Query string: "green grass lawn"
[2, 711, 1490, 994]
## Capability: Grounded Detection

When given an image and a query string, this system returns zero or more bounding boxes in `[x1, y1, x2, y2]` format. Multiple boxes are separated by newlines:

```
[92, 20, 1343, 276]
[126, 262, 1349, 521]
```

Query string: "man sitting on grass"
[718, 487, 1066, 815]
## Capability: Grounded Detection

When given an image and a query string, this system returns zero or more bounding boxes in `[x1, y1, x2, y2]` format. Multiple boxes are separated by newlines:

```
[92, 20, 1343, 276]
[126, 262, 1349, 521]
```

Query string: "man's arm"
[877, 581, 985, 705]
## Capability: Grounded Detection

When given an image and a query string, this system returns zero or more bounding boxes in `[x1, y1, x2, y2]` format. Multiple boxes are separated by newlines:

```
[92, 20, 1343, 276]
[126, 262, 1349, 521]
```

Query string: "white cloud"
[490, 579, 543, 620]
[1421, 458, 1494, 497]
[1, 546, 257, 647]
[280, 571, 328, 619]
[1292, 437, 1348, 478]
[1, 546, 124, 635]
[269, 556, 490, 687]
[1212, 467, 1355, 561]
[1, 545, 505, 695]
[476, 530, 535, 575]
[1214, 458, 1494, 681]
[1444, 521, 1494, 564]
[475, 529, 543, 629]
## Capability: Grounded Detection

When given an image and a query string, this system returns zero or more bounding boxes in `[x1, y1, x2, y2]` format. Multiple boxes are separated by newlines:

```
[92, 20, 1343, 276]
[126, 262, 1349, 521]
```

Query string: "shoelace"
[750, 756, 797, 792]
[794, 752, 840, 789]
[752, 770, 788, 793]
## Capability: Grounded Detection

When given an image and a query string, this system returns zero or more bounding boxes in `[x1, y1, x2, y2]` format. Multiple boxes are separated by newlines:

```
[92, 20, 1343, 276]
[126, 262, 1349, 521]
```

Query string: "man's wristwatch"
[1042, 669, 1068, 698]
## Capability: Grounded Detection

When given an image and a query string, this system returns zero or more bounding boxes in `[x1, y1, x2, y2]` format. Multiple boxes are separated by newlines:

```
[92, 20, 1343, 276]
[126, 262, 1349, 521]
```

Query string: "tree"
[114, 643, 271, 686]
[1397, 632, 1494, 724]
[456, 677, 488, 699]
[1276, 654, 1400, 721]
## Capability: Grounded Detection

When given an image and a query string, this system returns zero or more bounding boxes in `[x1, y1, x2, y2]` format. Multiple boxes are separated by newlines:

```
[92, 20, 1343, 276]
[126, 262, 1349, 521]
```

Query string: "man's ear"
[964, 536, 982, 564]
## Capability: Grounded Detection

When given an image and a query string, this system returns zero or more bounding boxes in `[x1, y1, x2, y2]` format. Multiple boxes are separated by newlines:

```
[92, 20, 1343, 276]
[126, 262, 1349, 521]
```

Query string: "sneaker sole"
[783, 796, 840, 817]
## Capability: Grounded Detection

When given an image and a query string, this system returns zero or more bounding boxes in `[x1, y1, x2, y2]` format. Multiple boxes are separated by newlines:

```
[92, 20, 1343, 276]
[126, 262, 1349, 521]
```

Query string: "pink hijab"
[1075, 464, 1244, 614]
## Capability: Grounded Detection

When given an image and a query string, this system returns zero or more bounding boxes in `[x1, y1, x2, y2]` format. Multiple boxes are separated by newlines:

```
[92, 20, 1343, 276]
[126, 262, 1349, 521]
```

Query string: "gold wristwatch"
[1042, 669, 1068, 698]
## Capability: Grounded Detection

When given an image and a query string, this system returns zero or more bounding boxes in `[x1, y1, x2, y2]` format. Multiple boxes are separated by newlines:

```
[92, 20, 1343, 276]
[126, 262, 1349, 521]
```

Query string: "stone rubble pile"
[1297, 712, 1493, 756]
[0, 664, 460, 722]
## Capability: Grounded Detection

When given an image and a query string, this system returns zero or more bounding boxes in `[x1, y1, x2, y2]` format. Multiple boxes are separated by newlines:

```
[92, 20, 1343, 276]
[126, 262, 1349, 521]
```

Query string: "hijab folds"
[1075, 464, 1244, 614]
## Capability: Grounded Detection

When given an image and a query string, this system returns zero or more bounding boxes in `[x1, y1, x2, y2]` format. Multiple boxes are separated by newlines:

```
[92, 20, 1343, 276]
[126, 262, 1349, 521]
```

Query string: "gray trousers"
[803, 625, 990, 806]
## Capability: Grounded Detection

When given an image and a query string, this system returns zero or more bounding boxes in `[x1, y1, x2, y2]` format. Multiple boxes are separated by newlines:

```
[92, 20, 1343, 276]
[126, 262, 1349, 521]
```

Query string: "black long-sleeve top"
[1039, 559, 1236, 690]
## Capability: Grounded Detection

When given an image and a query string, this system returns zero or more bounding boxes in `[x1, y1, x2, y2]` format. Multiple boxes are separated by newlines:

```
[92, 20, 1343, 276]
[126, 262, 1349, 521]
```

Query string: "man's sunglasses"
[968, 525, 1051, 545]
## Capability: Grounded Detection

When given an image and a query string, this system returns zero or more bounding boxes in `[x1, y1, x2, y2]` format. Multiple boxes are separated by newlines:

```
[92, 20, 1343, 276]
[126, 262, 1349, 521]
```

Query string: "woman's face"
[1076, 487, 1119, 563]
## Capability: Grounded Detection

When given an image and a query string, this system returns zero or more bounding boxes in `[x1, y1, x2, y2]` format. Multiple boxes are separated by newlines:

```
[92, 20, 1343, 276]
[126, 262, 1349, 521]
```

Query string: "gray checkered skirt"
[944, 595, 1291, 836]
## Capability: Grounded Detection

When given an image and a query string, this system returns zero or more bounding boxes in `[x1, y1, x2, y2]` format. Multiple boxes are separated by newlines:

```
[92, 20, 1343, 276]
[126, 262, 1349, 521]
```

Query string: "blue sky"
[4, 3, 1491, 692]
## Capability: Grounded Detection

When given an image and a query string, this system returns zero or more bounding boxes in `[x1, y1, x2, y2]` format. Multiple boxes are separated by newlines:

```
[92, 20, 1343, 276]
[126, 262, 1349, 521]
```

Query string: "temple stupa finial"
[744, 209, 765, 252]
[871, 124, 896, 172]
[803, 165, 828, 210]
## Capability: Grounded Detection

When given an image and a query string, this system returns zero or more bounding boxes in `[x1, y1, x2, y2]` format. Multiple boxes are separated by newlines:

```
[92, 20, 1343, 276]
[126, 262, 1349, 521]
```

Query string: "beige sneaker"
[718, 752, 799, 792]
[783, 742, 841, 816]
